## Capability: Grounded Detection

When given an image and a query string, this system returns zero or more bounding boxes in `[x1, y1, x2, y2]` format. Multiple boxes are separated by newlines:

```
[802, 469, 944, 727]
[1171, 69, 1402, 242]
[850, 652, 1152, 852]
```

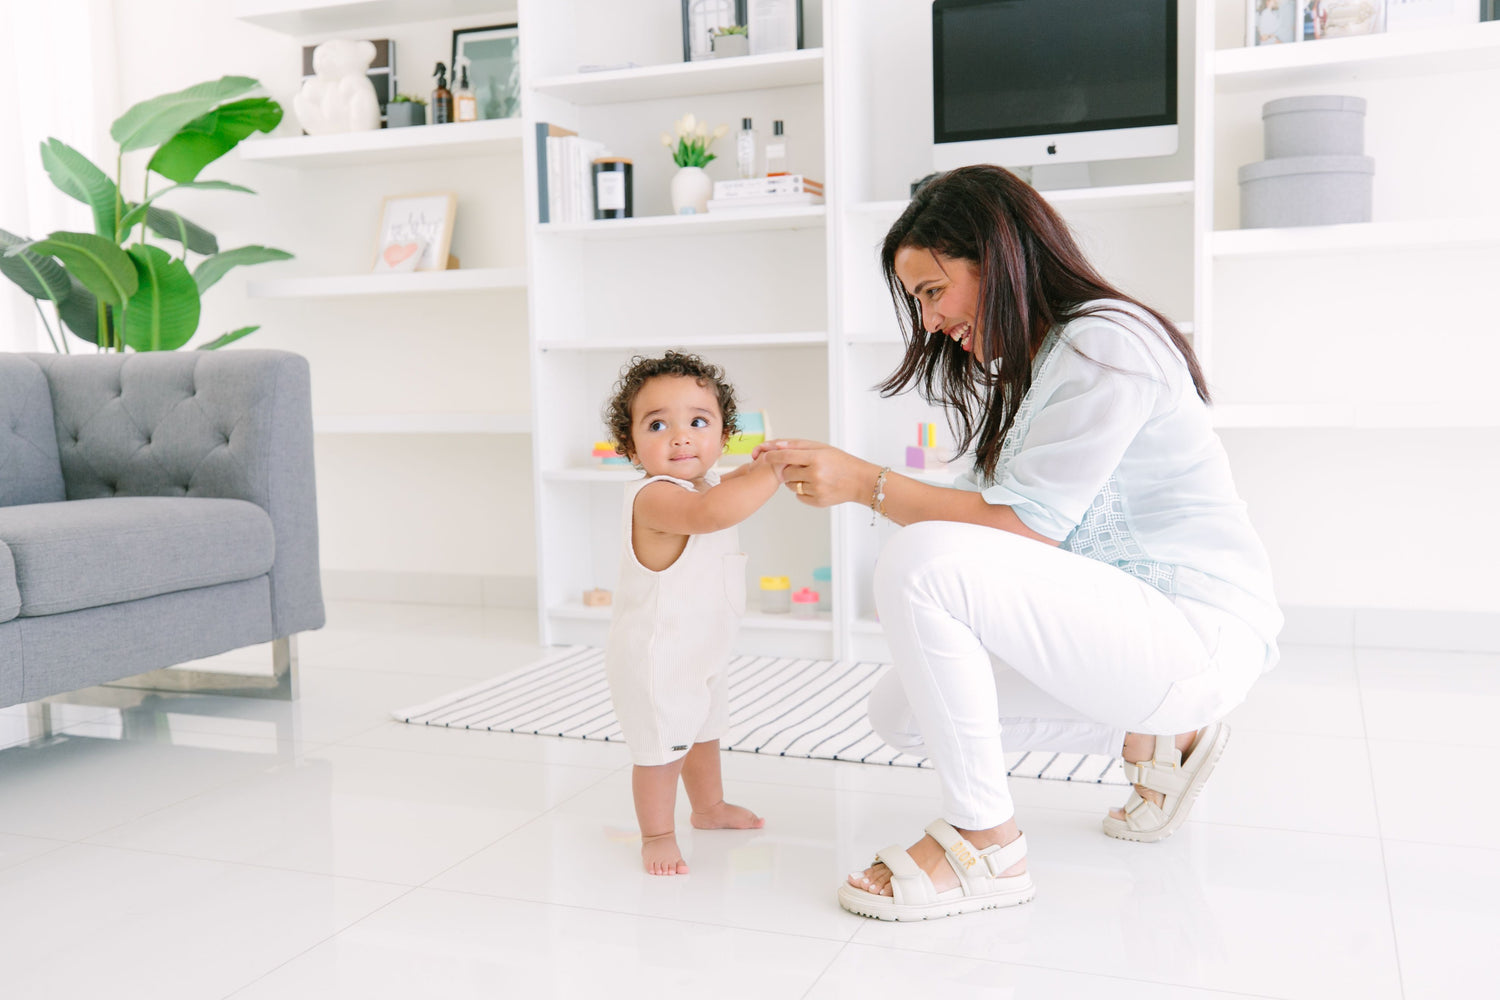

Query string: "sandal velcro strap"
[924, 819, 1027, 880]
[873, 844, 935, 905]
[1120, 760, 1190, 797]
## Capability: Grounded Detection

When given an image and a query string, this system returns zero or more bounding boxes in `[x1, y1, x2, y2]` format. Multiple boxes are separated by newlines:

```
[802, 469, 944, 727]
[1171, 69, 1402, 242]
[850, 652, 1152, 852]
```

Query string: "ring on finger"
[794, 481, 806, 496]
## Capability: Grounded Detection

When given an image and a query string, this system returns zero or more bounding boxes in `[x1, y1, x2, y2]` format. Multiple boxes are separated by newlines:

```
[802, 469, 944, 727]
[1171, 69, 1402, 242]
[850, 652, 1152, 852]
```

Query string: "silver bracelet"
[870, 466, 890, 526]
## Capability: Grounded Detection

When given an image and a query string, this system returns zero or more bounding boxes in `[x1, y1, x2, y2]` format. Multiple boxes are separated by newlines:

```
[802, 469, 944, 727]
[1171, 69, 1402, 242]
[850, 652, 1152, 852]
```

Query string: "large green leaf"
[148, 97, 283, 183]
[0, 228, 71, 302]
[14, 232, 138, 306]
[122, 244, 201, 351]
[195, 325, 259, 350]
[110, 76, 258, 153]
[194, 245, 293, 294]
[57, 273, 103, 346]
[39, 139, 119, 239]
[115, 181, 255, 242]
[143, 205, 218, 255]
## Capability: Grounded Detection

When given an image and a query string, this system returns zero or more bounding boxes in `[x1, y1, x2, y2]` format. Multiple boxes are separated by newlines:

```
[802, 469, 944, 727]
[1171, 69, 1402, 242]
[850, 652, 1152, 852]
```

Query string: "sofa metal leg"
[108, 635, 300, 701]
[26, 701, 53, 742]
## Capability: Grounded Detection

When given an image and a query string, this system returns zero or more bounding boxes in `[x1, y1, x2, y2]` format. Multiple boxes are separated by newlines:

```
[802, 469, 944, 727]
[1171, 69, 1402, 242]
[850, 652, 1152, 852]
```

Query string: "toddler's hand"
[750, 439, 792, 461]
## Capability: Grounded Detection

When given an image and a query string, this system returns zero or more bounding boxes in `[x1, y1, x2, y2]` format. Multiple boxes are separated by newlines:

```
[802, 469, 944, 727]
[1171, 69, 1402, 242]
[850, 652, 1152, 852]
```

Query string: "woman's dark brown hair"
[604, 351, 739, 463]
[880, 164, 1207, 480]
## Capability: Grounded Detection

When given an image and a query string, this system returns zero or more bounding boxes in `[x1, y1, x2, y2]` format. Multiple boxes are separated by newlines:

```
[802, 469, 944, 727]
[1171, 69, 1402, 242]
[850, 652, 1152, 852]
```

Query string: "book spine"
[535, 123, 551, 225]
[546, 136, 564, 224]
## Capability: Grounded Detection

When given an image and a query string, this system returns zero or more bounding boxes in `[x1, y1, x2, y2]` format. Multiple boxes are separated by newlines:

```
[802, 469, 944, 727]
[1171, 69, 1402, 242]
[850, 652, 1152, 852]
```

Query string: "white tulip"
[682, 112, 697, 135]
[695, 121, 708, 138]
[712, 124, 729, 139]
[661, 132, 673, 147]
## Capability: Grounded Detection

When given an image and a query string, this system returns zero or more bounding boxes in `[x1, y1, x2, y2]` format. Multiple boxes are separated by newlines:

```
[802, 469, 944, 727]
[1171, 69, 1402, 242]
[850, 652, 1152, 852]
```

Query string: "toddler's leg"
[682, 740, 765, 830]
[633, 760, 689, 875]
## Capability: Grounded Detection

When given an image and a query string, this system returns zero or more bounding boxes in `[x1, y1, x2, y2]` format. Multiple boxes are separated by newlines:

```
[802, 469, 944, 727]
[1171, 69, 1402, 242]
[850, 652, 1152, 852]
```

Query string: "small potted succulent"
[387, 94, 427, 128]
[712, 24, 749, 59]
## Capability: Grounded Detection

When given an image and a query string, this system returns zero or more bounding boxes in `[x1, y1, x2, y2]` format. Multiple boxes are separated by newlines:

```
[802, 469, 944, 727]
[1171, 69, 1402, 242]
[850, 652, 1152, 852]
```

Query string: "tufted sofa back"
[26, 350, 324, 637]
[0, 356, 66, 507]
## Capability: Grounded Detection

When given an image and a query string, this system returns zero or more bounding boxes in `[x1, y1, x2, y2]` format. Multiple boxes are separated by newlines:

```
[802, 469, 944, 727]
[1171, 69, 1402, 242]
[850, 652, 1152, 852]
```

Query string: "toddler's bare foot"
[690, 800, 765, 830]
[641, 832, 689, 875]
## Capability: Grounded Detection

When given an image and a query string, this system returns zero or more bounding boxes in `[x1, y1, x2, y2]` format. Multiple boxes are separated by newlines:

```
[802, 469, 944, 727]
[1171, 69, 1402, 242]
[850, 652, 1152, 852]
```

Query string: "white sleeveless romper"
[604, 472, 748, 766]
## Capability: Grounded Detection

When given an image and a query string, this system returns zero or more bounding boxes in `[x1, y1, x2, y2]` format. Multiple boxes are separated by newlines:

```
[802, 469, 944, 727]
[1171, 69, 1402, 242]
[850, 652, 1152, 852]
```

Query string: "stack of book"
[707, 176, 824, 213]
[535, 123, 607, 224]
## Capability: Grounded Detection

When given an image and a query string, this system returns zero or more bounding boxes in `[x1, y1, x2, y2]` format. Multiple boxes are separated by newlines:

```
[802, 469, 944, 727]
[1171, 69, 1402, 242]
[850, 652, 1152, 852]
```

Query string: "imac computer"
[931, 0, 1178, 185]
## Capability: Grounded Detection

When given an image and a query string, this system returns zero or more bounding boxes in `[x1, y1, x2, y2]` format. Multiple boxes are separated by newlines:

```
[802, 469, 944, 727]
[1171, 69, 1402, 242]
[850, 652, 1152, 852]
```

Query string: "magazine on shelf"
[707, 191, 824, 212]
[713, 175, 824, 199]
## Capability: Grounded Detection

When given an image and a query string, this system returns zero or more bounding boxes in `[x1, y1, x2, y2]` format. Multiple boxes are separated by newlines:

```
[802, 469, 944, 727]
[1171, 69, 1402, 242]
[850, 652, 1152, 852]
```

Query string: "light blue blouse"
[955, 300, 1284, 650]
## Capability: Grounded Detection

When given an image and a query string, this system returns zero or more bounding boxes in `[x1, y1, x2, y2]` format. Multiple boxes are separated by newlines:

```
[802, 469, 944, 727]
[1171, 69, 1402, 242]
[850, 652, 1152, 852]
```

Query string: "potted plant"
[0, 75, 292, 352]
[387, 93, 427, 128]
[660, 113, 728, 215]
[712, 24, 750, 58]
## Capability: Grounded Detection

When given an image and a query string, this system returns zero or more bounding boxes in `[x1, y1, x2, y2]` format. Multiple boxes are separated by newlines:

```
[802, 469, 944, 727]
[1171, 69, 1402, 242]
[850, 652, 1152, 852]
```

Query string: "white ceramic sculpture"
[293, 39, 381, 135]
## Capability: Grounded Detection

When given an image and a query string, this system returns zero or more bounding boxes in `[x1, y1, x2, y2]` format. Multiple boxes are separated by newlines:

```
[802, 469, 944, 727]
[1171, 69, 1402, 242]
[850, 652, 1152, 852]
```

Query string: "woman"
[762, 165, 1281, 922]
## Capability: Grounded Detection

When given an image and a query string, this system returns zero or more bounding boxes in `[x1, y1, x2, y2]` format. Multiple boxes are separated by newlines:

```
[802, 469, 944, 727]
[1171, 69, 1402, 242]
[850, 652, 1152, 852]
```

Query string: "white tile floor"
[1, 601, 1495, 999]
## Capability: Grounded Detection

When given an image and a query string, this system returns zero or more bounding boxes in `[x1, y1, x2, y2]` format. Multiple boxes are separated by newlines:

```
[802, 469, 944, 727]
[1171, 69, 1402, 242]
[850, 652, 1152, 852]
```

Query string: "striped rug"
[393, 646, 1127, 785]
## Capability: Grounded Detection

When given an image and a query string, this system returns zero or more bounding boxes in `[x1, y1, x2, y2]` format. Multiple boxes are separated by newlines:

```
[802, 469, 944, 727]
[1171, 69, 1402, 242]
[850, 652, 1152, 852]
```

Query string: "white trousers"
[870, 521, 1270, 830]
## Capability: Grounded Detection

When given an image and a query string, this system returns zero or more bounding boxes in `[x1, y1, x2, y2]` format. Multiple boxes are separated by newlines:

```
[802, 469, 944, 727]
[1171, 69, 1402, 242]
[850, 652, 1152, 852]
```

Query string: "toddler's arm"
[634, 456, 780, 535]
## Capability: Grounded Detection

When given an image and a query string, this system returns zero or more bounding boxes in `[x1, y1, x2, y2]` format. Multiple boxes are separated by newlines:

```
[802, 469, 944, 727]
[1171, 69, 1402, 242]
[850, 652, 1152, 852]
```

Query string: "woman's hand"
[754, 439, 881, 508]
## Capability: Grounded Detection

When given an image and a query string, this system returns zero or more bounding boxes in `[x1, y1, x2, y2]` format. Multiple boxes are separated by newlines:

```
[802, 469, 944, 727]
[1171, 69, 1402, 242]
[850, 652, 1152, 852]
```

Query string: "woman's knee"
[872, 521, 1028, 612]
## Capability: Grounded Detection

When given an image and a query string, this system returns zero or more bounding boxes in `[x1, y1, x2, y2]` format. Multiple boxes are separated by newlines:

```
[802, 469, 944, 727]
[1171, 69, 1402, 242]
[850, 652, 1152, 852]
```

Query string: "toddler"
[602, 352, 781, 875]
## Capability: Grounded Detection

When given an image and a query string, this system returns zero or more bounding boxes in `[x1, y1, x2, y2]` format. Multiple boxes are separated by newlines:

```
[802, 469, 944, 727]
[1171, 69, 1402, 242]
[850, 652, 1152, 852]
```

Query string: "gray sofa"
[0, 349, 324, 713]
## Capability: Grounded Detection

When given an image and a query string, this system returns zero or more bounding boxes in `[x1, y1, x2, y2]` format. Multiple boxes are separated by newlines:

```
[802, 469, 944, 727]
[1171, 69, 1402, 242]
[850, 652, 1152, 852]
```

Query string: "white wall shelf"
[1214, 20, 1500, 92]
[248, 267, 528, 298]
[232, 0, 511, 36]
[1211, 403, 1500, 430]
[538, 206, 827, 239]
[540, 332, 826, 351]
[239, 119, 526, 168]
[314, 413, 533, 434]
[532, 49, 824, 105]
[1213, 218, 1500, 258]
[848, 182, 1194, 219]
[550, 602, 832, 633]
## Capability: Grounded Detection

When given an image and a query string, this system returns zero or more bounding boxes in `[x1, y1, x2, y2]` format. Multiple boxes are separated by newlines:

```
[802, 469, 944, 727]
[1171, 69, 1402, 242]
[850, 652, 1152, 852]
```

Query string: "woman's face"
[893, 245, 985, 363]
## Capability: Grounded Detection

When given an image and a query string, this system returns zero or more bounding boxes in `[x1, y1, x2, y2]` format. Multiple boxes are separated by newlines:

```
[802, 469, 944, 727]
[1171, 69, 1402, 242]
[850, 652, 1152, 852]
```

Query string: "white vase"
[670, 165, 713, 215]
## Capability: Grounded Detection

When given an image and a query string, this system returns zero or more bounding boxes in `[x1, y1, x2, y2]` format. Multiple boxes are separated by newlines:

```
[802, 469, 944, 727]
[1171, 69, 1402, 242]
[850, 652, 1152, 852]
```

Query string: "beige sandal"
[837, 819, 1035, 921]
[1103, 722, 1230, 843]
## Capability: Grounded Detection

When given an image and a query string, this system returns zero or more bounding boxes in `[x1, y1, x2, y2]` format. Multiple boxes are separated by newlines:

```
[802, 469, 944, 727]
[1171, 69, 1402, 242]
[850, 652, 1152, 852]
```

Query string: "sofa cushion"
[0, 356, 66, 507]
[0, 497, 274, 617]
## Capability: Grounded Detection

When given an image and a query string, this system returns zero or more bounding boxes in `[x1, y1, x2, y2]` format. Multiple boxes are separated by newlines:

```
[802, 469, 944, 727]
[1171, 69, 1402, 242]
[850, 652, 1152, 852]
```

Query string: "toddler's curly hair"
[604, 352, 740, 463]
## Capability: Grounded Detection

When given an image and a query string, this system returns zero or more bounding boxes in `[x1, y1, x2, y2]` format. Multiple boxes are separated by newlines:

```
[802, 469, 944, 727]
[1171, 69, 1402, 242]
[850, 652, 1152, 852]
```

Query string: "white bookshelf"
[1213, 217, 1500, 257]
[239, 120, 526, 168]
[515, 0, 1499, 660]
[1213, 19, 1500, 91]
[232, 0, 510, 36]
[538, 206, 827, 239]
[540, 331, 826, 351]
[247, 267, 528, 298]
[532, 49, 824, 105]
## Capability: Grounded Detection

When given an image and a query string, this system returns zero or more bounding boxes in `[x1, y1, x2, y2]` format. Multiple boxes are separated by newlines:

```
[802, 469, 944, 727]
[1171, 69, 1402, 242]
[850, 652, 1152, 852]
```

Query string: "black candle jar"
[592, 157, 633, 220]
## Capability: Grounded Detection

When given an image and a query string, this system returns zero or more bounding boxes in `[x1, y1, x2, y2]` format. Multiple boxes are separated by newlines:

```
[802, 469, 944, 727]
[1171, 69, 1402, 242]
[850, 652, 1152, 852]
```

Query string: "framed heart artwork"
[373, 192, 457, 272]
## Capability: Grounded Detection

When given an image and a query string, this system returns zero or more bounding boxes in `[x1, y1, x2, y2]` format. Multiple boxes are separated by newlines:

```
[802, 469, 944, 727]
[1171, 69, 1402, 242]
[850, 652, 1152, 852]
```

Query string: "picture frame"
[682, 0, 746, 62]
[1302, 0, 1387, 40]
[451, 24, 521, 120]
[373, 193, 456, 273]
[1248, 0, 1300, 45]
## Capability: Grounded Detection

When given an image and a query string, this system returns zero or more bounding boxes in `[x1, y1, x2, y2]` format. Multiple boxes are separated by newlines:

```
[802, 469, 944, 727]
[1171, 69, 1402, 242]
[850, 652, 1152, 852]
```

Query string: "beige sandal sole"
[1103, 722, 1230, 843]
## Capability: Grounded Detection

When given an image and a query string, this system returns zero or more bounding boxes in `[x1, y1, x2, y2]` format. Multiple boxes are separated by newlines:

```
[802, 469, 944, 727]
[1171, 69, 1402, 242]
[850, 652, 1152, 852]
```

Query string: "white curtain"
[0, 0, 118, 352]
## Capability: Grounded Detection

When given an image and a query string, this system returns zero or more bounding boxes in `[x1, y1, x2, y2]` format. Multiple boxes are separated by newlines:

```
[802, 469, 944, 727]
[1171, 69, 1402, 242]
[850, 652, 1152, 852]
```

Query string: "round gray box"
[1263, 95, 1366, 158]
[1237, 154, 1374, 229]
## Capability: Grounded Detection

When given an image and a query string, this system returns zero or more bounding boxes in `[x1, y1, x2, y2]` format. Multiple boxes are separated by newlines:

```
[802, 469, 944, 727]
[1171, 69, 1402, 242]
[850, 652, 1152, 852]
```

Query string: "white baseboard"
[1281, 605, 1500, 653]
[321, 570, 536, 609]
